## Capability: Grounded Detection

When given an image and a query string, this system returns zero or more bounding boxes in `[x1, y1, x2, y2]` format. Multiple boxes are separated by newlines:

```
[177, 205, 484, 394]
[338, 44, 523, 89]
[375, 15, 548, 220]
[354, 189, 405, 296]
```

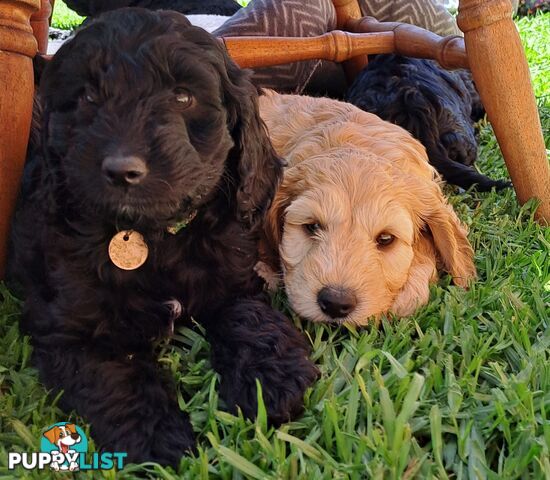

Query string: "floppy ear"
[418, 183, 477, 287]
[261, 165, 308, 270]
[43, 426, 60, 445]
[36, 24, 101, 217]
[391, 234, 437, 317]
[30, 104, 62, 217]
[220, 59, 284, 227]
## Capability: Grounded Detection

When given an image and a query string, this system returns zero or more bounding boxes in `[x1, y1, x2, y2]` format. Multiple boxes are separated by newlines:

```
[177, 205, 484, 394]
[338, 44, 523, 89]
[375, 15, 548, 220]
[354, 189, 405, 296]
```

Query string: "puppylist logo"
[8, 422, 127, 472]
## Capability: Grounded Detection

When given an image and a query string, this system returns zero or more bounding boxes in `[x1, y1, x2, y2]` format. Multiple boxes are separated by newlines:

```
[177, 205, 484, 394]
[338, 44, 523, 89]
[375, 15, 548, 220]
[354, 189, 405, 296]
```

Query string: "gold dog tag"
[108, 230, 149, 270]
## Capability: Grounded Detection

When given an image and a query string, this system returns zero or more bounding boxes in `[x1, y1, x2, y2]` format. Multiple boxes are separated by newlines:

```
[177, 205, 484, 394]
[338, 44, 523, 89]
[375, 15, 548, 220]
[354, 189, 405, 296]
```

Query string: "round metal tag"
[108, 230, 149, 270]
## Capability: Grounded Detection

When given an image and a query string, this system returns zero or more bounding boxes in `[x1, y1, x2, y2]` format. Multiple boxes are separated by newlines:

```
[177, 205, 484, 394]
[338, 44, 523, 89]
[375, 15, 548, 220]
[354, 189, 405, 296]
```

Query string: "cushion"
[358, 0, 461, 36]
[214, 0, 337, 92]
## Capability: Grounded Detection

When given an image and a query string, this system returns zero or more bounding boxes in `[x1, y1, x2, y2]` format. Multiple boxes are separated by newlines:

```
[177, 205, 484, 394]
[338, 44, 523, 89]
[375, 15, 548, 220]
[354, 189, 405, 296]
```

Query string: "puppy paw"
[118, 408, 195, 467]
[209, 299, 319, 426]
[252, 348, 319, 426]
[475, 178, 512, 192]
[146, 411, 196, 466]
[56, 352, 197, 467]
[493, 179, 513, 191]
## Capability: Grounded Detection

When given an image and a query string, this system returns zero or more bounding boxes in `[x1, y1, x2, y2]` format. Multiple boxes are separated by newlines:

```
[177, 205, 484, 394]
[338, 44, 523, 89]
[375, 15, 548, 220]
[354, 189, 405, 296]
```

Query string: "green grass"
[3, 11, 550, 480]
[516, 13, 550, 103]
[50, 1, 84, 30]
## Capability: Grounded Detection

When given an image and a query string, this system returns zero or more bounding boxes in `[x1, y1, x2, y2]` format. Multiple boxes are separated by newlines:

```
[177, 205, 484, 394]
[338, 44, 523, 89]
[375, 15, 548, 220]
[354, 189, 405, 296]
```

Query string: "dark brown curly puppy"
[346, 54, 510, 192]
[9, 8, 317, 467]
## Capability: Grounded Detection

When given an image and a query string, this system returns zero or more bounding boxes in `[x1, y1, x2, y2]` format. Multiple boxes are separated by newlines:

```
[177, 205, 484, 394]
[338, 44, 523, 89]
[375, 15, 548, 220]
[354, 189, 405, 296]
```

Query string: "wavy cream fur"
[259, 91, 476, 325]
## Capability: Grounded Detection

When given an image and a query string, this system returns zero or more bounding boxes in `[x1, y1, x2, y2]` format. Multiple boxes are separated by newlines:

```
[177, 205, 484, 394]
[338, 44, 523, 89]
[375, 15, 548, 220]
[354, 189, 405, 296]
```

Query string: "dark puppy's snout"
[71, 433, 80, 440]
[102, 155, 148, 186]
[317, 287, 357, 319]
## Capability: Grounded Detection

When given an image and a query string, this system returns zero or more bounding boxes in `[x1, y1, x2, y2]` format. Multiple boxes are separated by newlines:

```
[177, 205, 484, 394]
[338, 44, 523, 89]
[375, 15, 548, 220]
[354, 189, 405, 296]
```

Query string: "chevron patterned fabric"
[214, 0, 337, 92]
[215, 0, 462, 92]
[358, 0, 460, 36]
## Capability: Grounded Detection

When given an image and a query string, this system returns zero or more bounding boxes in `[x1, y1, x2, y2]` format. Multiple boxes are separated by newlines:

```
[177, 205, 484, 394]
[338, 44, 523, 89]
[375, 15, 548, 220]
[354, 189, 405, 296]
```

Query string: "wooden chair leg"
[332, 0, 369, 81]
[30, 0, 52, 55]
[458, 0, 549, 223]
[0, 0, 40, 279]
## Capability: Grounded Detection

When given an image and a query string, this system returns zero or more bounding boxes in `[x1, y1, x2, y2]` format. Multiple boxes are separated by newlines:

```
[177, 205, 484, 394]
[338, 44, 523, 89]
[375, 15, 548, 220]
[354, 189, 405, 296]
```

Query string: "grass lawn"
[2, 8, 549, 480]
[50, 0, 84, 30]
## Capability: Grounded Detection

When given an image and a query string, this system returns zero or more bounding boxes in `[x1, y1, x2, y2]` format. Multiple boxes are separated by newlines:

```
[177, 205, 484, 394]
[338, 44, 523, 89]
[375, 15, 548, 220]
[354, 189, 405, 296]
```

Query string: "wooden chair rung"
[221, 19, 468, 71]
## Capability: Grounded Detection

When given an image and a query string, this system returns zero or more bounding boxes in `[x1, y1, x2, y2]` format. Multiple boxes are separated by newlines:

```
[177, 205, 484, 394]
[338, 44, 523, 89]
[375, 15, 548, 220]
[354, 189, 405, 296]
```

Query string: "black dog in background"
[10, 8, 317, 466]
[64, 0, 241, 17]
[346, 54, 509, 191]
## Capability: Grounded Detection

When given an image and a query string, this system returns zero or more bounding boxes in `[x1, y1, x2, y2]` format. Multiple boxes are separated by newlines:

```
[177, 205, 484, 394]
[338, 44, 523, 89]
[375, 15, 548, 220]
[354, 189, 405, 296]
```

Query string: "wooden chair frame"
[0, 0, 548, 277]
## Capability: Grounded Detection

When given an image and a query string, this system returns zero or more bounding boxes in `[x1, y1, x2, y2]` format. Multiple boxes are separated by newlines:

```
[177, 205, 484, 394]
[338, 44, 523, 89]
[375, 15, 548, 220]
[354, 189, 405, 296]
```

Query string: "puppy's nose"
[70, 433, 80, 440]
[317, 286, 357, 319]
[102, 155, 148, 186]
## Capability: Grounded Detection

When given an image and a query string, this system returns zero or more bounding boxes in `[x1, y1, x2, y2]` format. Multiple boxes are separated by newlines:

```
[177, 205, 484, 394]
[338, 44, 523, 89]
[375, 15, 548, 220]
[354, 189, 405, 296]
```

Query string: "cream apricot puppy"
[259, 91, 476, 325]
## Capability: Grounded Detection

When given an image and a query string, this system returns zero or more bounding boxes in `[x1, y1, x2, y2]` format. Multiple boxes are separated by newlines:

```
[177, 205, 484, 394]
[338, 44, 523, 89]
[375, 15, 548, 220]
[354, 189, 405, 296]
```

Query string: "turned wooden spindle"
[222, 25, 467, 72]
[30, 0, 52, 55]
[458, 0, 549, 223]
[222, 31, 395, 69]
[0, 0, 40, 278]
[348, 16, 468, 69]
[331, 0, 369, 80]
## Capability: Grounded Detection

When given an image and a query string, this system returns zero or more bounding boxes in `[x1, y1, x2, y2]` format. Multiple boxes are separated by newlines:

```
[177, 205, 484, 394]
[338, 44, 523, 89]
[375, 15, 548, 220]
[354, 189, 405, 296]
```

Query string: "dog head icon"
[43, 423, 81, 454]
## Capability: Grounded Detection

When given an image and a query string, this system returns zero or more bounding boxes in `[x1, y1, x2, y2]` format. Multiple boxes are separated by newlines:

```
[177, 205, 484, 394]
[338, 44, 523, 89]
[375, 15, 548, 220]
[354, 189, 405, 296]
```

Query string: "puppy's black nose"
[70, 433, 80, 440]
[102, 155, 148, 186]
[317, 287, 357, 319]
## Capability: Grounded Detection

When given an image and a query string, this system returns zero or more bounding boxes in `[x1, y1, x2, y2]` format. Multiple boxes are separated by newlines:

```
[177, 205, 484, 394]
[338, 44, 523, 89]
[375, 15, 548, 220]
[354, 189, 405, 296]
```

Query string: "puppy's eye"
[174, 88, 193, 108]
[376, 233, 395, 247]
[304, 223, 321, 235]
[82, 91, 98, 104]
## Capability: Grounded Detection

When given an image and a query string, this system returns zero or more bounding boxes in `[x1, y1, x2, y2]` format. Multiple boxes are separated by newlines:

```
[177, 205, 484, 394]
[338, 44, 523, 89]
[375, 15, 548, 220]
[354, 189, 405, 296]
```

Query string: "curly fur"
[64, 0, 241, 17]
[9, 9, 317, 466]
[259, 91, 476, 325]
[346, 54, 509, 192]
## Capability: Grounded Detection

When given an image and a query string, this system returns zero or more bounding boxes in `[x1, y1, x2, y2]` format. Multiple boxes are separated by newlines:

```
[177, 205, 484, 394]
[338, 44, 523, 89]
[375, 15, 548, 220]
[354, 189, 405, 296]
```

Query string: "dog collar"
[107, 210, 197, 270]
[108, 230, 149, 270]
[166, 210, 197, 235]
